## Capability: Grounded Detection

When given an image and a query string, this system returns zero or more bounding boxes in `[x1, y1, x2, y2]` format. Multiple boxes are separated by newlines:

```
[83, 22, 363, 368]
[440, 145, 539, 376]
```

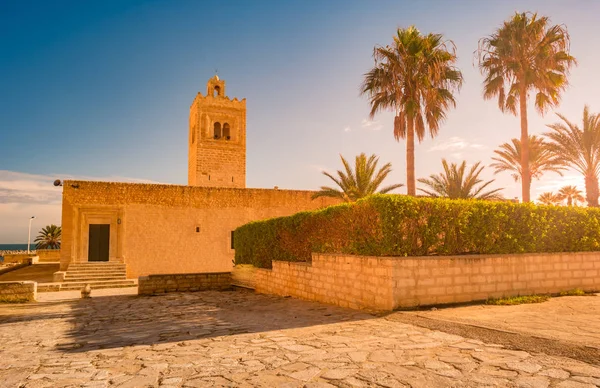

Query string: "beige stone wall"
[255, 252, 600, 311]
[2, 253, 35, 264]
[138, 272, 231, 295]
[0, 281, 37, 303]
[255, 256, 396, 311]
[393, 252, 600, 308]
[37, 250, 60, 262]
[60, 181, 338, 278]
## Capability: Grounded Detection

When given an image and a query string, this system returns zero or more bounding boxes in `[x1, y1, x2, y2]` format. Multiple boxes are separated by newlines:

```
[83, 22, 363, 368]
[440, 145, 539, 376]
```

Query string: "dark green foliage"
[234, 194, 600, 268]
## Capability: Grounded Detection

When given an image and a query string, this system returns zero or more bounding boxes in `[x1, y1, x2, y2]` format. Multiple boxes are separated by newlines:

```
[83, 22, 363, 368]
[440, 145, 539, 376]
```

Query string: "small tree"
[557, 185, 585, 206]
[418, 159, 503, 200]
[490, 135, 565, 183]
[545, 106, 600, 207]
[537, 192, 562, 205]
[312, 153, 403, 202]
[34, 225, 61, 249]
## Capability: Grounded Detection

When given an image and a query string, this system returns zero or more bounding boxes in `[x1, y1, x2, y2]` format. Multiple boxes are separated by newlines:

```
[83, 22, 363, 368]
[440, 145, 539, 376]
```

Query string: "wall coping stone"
[312, 251, 600, 261]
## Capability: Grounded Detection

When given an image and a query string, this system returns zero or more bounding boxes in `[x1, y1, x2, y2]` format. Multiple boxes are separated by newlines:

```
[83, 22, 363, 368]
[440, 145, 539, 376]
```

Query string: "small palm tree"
[34, 225, 61, 249]
[312, 153, 403, 202]
[490, 135, 565, 185]
[477, 12, 576, 202]
[557, 185, 585, 206]
[538, 192, 562, 206]
[545, 106, 600, 207]
[361, 26, 463, 196]
[418, 159, 503, 200]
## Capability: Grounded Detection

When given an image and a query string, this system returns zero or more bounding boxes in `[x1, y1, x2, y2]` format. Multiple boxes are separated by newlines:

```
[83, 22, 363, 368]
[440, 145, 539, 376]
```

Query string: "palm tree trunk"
[406, 117, 416, 196]
[519, 84, 531, 203]
[585, 173, 599, 207]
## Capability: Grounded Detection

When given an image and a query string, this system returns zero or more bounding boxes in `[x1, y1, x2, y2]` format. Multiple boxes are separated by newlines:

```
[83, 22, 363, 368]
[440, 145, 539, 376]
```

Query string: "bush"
[234, 194, 600, 268]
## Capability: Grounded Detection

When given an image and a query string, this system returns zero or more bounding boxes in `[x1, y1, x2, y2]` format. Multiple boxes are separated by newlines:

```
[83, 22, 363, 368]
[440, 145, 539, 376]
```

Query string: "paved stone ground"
[1, 289, 599, 387]
[411, 294, 600, 350]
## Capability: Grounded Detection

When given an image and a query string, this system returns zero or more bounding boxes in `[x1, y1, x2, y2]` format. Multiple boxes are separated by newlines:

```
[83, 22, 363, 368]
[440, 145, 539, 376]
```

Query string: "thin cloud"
[429, 137, 487, 152]
[0, 170, 158, 205]
[343, 126, 351, 132]
[361, 119, 382, 131]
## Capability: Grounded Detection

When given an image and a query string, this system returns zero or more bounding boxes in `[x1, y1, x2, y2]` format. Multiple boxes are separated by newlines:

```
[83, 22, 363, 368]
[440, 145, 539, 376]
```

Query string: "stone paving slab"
[411, 294, 600, 350]
[0, 289, 599, 387]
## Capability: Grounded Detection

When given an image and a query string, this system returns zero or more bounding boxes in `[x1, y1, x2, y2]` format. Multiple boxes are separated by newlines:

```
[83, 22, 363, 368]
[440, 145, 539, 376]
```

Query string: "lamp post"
[27, 216, 36, 254]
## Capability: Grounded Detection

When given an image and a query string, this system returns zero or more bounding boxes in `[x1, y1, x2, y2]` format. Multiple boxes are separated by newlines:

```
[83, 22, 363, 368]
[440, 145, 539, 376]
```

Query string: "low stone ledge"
[37, 283, 62, 293]
[0, 281, 37, 303]
[53, 271, 66, 282]
[138, 272, 232, 296]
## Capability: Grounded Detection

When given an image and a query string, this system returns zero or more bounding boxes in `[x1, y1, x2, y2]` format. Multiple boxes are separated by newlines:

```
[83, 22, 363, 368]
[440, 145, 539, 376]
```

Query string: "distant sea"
[0, 244, 31, 251]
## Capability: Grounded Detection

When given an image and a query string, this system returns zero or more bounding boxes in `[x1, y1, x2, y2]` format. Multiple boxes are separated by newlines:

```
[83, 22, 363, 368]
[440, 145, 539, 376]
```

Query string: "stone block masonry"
[138, 272, 232, 295]
[255, 252, 600, 311]
[0, 281, 37, 303]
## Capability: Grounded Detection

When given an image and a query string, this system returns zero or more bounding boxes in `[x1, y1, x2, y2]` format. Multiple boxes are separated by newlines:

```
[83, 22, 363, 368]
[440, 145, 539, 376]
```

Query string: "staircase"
[61, 262, 137, 291]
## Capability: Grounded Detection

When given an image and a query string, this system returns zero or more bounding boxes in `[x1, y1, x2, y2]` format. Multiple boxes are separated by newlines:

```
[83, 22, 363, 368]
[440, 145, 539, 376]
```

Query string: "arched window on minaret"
[214, 122, 222, 139]
[223, 123, 231, 140]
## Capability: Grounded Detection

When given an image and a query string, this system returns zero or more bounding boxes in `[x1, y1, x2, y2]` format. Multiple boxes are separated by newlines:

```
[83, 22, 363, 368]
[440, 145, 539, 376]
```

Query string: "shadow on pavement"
[28, 289, 377, 353]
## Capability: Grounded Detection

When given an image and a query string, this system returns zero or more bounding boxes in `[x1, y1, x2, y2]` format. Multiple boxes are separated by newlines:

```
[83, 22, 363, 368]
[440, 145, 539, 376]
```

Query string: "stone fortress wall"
[60, 181, 338, 279]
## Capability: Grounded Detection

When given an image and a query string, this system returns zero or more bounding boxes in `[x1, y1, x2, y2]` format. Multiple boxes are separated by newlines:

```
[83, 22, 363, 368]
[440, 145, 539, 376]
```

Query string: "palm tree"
[418, 159, 503, 200]
[361, 26, 463, 196]
[312, 153, 403, 202]
[537, 192, 562, 205]
[557, 185, 585, 206]
[477, 12, 576, 203]
[490, 135, 565, 184]
[34, 224, 61, 249]
[545, 106, 600, 207]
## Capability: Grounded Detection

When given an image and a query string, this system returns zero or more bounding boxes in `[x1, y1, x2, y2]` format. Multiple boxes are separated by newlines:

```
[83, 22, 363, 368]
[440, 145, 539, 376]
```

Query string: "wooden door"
[88, 224, 110, 262]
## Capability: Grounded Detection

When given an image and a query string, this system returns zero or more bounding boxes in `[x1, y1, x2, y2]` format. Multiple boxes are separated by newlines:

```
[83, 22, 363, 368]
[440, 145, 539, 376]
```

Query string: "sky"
[1, 0, 599, 243]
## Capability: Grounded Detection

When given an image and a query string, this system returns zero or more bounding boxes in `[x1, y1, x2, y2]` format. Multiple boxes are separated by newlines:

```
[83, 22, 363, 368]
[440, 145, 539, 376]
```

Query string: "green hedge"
[234, 194, 600, 268]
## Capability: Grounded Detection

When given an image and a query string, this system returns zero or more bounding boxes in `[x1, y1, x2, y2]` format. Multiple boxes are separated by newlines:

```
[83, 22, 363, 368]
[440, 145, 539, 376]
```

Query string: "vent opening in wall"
[196, 226, 200, 233]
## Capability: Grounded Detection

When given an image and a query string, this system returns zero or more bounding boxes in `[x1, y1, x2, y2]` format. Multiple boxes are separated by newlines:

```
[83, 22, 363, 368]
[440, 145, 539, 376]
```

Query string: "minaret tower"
[188, 76, 246, 188]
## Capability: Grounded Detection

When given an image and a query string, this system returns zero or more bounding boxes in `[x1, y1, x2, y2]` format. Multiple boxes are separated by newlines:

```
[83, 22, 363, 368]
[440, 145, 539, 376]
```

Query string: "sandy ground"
[406, 294, 600, 350]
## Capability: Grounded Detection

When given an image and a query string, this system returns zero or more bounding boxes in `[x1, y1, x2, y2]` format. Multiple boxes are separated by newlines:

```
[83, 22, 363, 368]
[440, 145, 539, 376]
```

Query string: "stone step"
[58, 283, 138, 291]
[64, 275, 127, 282]
[67, 269, 126, 273]
[58, 279, 137, 291]
[67, 264, 126, 269]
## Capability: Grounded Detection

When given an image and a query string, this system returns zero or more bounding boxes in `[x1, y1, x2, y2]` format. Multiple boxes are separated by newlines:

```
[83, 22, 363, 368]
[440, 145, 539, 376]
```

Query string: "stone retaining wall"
[0, 281, 37, 303]
[138, 272, 232, 295]
[37, 250, 60, 262]
[255, 252, 600, 311]
[2, 253, 35, 264]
